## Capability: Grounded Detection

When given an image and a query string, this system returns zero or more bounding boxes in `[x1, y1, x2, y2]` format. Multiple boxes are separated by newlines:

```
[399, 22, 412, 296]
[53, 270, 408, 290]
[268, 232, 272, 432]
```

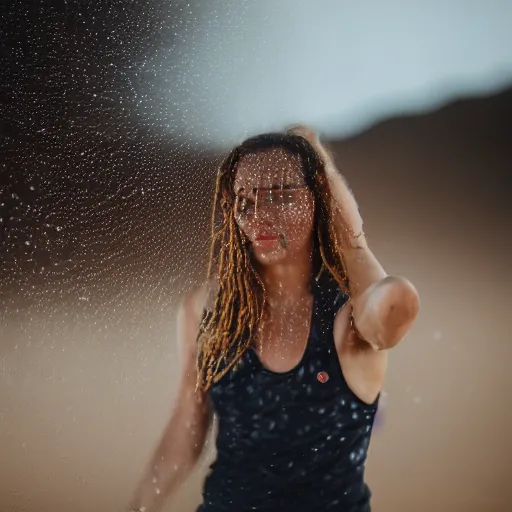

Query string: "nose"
[257, 217, 274, 229]
[254, 205, 275, 225]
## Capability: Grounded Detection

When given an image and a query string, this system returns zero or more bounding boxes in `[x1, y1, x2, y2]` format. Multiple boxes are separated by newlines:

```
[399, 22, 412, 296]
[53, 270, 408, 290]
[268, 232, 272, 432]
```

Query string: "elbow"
[378, 276, 420, 349]
[355, 276, 420, 350]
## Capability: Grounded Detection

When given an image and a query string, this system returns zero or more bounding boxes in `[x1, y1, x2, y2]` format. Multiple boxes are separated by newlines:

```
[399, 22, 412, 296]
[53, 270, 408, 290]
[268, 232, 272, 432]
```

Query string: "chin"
[251, 245, 287, 265]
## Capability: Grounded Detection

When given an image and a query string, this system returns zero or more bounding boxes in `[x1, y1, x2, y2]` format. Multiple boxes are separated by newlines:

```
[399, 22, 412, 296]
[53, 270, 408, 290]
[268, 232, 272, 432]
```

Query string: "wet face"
[233, 148, 315, 266]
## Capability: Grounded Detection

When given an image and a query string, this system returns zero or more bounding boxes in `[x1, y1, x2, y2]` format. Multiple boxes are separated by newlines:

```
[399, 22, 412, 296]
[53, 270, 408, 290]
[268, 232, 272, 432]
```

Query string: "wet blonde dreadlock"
[196, 131, 350, 391]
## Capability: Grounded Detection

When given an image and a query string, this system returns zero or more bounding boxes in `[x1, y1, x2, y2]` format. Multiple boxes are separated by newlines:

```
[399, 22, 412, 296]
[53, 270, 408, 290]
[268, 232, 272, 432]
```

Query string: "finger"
[285, 124, 319, 144]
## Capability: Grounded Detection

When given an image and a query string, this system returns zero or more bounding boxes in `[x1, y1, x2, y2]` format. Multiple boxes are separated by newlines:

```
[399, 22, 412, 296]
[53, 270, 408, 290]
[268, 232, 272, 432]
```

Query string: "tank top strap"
[308, 274, 349, 353]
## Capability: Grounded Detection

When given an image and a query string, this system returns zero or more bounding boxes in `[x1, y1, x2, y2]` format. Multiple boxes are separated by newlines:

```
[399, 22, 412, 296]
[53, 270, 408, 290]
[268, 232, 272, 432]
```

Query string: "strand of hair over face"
[196, 134, 349, 391]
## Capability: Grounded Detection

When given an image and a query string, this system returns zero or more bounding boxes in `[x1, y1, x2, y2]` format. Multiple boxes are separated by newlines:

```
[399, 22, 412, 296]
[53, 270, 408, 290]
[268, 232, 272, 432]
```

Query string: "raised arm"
[127, 286, 212, 512]
[287, 125, 419, 350]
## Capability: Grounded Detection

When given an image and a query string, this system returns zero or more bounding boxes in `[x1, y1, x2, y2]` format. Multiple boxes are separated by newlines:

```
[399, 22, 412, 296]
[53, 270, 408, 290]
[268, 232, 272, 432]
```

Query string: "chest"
[209, 344, 377, 450]
[252, 297, 314, 373]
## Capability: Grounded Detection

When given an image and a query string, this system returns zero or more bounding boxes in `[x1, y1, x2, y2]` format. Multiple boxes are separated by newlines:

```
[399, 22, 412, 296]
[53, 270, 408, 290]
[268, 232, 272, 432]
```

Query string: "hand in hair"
[285, 124, 321, 146]
[287, 124, 364, 245]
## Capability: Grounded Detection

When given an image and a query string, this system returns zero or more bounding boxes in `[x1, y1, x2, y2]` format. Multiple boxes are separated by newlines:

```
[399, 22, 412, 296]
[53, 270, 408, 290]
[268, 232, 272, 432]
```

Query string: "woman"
[128, 126, 420, 512]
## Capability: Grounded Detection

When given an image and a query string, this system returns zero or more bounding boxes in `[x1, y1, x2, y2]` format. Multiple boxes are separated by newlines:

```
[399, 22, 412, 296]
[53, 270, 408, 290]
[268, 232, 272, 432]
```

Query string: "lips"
[255, 233, 279, 241]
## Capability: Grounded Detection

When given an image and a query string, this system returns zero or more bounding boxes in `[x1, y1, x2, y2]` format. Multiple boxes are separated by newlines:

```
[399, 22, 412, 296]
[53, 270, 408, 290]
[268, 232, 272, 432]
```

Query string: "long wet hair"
[196, 130, 349, 391]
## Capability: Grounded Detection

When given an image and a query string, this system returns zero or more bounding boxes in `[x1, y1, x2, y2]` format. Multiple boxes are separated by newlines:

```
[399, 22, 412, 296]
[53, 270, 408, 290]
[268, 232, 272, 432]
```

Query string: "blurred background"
[1, 1, 511, 511]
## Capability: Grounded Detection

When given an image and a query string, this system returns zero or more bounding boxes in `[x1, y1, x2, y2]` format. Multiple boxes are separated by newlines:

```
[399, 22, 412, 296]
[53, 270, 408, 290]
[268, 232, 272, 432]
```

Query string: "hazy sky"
[140, 0, 512, 146]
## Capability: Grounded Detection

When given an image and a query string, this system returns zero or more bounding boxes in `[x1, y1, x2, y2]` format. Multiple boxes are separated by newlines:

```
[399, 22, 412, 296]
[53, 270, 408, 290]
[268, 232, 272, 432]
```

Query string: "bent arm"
[324, 174, 419, 349]
[349, 271, 420, 350]
[288, 125, 419, 349]
[128, 289, 212, 512]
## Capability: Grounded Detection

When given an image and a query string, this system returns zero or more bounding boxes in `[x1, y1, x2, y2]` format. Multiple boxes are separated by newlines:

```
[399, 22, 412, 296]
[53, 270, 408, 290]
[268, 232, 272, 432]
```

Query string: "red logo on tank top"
[317, 371, 329, 383]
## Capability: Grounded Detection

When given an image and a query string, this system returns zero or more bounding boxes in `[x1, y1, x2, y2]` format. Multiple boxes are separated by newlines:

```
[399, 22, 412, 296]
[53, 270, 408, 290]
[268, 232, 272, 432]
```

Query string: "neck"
[255, 246, 314, 309]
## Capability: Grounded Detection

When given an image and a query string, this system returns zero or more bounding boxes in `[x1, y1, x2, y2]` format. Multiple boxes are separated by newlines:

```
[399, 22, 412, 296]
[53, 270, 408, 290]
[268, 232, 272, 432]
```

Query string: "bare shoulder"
[180, 284, 206, 319]
[177, 280, 218, 354]
[181, 279, 218, 318]
[333, 303, 388, 405]
[175, 284, 214, 420]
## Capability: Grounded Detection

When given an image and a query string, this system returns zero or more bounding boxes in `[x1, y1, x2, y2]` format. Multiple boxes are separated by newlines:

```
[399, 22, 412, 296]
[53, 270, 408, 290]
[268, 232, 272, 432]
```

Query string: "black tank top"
[200, 277, 379, 512]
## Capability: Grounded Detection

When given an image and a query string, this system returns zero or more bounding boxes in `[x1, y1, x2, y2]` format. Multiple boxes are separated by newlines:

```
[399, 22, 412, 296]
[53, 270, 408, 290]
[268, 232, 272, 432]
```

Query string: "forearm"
[339, 238, 393, 348]
[325, 169, 387, 301]
[338, 236, 387, 299]
[128, 438, 195, 512]
[325, 169, 418, 348]
[128, 403, 208, 512]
